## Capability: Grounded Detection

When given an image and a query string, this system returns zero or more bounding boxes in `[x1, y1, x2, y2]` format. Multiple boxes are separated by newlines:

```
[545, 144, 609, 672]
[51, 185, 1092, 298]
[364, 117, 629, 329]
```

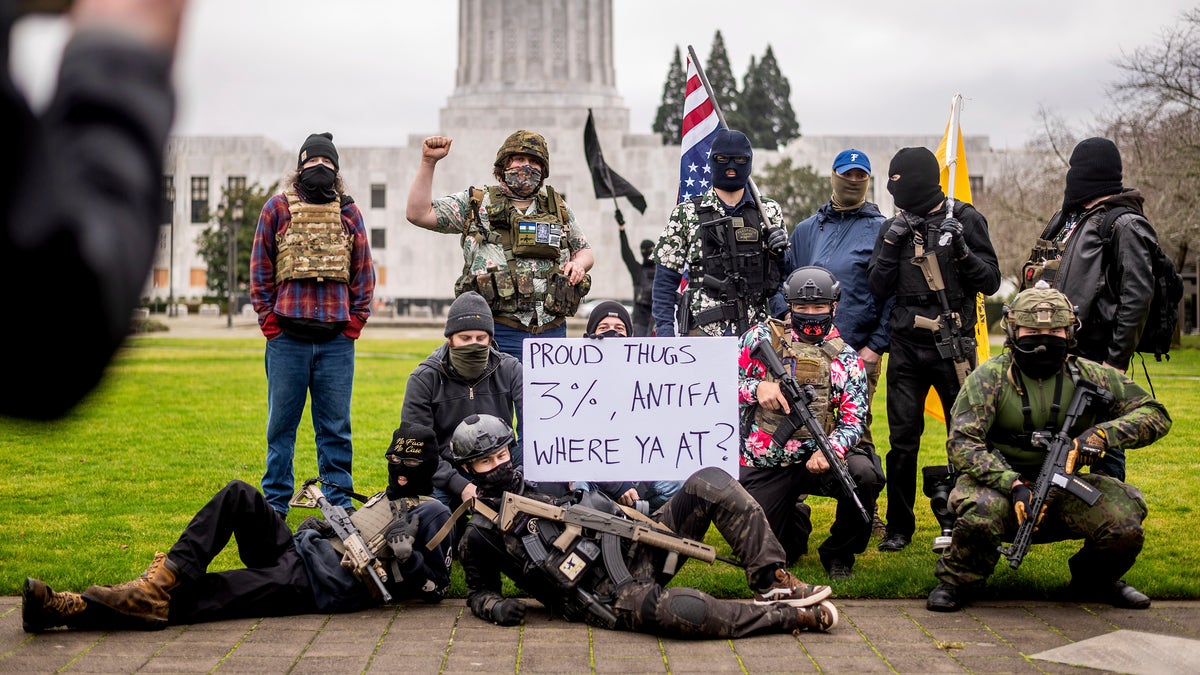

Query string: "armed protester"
[926, 287, 1170, 612]
[405, 131, 594, 361]
[737, 267, 883, 579]
[867, 147, 1000, 553]
[651, 129, 789, 337]
[23, 423, 454, 633]
[452, 414, 840, 639]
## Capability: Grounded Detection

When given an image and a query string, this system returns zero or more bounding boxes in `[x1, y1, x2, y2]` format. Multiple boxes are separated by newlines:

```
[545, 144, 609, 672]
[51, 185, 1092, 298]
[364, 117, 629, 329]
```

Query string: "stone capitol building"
[156, 0, 997, 317]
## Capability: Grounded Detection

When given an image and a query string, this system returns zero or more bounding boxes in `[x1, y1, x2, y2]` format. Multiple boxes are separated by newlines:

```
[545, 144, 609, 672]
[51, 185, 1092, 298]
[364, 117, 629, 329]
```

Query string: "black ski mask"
[297, 164, 337, 204]
[709, 129, 753, 192]
[1011, 334, 1069, 380]
[385, 421, 439, 499]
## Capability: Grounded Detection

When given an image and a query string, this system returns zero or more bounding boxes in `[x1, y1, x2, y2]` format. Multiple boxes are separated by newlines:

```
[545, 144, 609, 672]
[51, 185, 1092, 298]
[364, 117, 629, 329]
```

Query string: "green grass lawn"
[2, 334, 1196, 602]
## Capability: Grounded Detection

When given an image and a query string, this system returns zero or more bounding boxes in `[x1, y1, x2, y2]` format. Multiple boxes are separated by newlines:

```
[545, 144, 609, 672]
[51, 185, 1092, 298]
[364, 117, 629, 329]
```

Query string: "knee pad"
[654, 588, 719, 637]
[684, 466, 733, 501]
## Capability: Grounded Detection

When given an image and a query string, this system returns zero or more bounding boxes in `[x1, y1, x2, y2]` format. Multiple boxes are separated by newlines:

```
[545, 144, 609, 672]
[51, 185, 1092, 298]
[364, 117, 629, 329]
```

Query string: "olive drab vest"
[692, 198, 780, 306]
[754, 319, 844, 443]
[986, 359, 1091, 478]
[456, 185, 588, 319]
[276, 190, 352, 283]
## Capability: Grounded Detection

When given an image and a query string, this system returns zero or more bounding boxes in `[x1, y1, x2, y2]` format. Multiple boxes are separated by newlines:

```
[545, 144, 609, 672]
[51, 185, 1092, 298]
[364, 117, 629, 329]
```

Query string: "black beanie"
[887, 147, 944, 214]
[444, 291, 494, 337]
[298, 132, 339, 171]
[585, 300, 632, 336]
[1062, 137, 1123, 213]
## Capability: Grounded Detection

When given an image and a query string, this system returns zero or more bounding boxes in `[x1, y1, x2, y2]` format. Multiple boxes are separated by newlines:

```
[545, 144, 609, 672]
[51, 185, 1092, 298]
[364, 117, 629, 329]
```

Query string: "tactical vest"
[754, 319, 844, 442]
[276, 190, 352, 283]
[634, 262, 655, 307]
[986, 360, 1085, 478]
[327, 491, 428, 559]
[456, 185, 589, 320]
[894, 222, 964, 307]
[692, 198, 780, 307]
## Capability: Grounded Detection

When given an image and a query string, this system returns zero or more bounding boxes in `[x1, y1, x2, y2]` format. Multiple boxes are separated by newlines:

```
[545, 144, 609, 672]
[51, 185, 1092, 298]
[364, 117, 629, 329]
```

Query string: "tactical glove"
[766, 227, 789, 256]
[1067, 426, 1107, 473]
[491, 598, 526, 626]
[883, 216, 913, 246]
[1012, 482, 1033, 525]
[385, 514, 420, 563]
[938, 218, 971, 259]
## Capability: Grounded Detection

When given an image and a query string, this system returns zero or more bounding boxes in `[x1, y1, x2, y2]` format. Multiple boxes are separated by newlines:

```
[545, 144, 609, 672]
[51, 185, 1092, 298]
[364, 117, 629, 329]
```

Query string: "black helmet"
[783, 266, 841, 304]
[449, 414, 515, 465]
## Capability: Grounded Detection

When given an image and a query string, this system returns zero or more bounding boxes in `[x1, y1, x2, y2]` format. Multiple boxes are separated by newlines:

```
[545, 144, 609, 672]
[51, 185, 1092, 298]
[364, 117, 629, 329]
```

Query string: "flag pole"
[686, 45, 776, 236]
[944, 93, 963, 219]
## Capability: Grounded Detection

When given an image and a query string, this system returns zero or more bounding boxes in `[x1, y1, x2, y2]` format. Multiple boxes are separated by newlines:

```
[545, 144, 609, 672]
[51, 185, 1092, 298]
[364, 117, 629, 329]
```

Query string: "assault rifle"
[998, 379, 1114, 569]
[696, 213, 753, 336]
[293, 478, 392, 602]
[750, 341, 871, 524]
[910, 228, 975, 386]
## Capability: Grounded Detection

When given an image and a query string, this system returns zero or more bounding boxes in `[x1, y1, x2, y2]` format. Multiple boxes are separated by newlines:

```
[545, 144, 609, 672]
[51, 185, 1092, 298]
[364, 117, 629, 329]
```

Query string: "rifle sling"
[424, 497, 500, 552]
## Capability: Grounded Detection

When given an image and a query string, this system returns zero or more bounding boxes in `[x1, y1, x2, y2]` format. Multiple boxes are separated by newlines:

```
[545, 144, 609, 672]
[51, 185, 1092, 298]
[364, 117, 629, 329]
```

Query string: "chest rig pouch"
[693, 199, 779, 305]
[754, 319, 843, 444]
[487, 185, 566, 261]
[277, 190, 352, 283]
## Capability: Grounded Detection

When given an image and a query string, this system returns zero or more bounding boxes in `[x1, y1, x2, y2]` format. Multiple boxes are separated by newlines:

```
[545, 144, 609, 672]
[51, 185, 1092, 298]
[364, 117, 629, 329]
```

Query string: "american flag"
[678, 52, 723, 204]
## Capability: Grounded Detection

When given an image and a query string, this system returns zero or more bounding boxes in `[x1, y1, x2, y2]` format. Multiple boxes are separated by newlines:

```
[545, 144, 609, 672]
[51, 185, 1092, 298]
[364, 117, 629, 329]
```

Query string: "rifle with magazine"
[292, 478, 393, 602]
[750, 341, 871, 525]
[910, 227, 976, 386]
[998, 379, 1114, 569]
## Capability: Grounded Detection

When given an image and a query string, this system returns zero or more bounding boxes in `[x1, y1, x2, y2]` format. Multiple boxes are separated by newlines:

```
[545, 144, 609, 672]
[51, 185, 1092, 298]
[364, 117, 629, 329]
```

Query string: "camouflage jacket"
[652, 188, 785, 336]
[947, 351, 1171, 493]
[425, 186, 591, 326]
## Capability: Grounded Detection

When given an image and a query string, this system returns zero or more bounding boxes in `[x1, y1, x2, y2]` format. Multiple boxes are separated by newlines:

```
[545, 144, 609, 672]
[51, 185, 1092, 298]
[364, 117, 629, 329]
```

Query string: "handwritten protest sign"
[521, 337, 739, 482]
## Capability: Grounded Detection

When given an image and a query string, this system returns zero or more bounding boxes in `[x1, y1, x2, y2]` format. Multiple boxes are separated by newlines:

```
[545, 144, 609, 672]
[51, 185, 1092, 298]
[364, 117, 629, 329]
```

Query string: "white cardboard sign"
[521, 337, 740, 482]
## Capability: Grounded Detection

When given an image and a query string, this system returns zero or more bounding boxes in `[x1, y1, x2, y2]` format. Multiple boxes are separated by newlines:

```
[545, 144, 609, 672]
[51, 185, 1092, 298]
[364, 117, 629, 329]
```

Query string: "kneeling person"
[926, 287, 1171, 612]
[453, 413, 839, 639]
[23, 422, 454, 632]
[738, 267, 882, 579]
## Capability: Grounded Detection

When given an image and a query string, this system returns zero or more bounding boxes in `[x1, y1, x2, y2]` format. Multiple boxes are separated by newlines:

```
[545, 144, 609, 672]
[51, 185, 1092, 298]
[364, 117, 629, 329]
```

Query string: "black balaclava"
[296, 132, 340, 204]
[887, 147, 944, 214]
[385, 421, 439, 499]
[1062, 137, 1123, 214]
[709, 129, 753, 192]
[640, 239, 654, 263]
[474, 459, 521, 498]
[585, 300, 632, 337]
[1011, 335, 1069, 380]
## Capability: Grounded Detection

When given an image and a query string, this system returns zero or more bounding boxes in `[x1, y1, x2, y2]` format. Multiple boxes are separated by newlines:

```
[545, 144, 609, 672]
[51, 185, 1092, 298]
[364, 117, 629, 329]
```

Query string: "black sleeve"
[867, 218, 900, 300]
[461, 525, 508, 622]
[619, 229, 639, 278]
[2, 28, 175, 419]
[954, 206, 1001, 296]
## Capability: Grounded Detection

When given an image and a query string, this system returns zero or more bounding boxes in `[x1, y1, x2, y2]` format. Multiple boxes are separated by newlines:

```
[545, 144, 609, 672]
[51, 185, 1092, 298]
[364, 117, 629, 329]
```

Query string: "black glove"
[937, 218, 971, 259]
[765, 227, 789, 256]
[883, 217, 912, 246]
[1068, 426, 1107, 473]
[296, 516, 335, 538]
[491, 598, 526, 626]
[385, 514, 420, 563]
[1012, 483, 1035, 526]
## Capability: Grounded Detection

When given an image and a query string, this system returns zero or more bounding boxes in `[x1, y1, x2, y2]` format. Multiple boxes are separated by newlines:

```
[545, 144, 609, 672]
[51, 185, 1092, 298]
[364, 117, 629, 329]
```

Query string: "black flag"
[583, 109, 647, 216]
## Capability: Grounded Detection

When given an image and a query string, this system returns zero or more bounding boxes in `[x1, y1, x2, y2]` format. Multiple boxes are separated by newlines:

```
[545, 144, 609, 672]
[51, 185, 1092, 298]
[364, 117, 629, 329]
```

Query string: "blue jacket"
[782, 201, 890, 354]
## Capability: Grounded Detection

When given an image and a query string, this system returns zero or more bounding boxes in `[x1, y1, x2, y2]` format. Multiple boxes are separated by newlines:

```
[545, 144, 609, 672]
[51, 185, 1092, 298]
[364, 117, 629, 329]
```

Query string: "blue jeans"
[263, 333, 356, 514]
[575, 480, 682, 512]
[493, 322, 566, 362]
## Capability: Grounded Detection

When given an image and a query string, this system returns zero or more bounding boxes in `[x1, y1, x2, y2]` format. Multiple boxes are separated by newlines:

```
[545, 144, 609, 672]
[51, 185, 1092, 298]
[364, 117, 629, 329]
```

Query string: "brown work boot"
[83, 551, 178, 628]
[753, 567, 832, 607]
[794, 600, 839, 633]
[23, 578, 88, 633]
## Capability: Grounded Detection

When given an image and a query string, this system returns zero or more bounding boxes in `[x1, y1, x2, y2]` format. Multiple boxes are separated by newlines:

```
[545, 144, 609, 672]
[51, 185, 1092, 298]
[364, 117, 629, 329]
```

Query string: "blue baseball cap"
[832, 149, 871, 175]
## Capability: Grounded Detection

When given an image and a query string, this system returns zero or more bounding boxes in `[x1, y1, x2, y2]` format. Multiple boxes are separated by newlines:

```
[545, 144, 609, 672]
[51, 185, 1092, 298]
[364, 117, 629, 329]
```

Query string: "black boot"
[926, 582, 961, 612]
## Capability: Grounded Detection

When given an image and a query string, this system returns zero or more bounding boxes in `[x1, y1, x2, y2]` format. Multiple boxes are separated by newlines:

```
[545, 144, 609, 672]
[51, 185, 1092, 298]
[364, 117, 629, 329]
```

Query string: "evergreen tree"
[751, 45, 800, 149]
[705, 31, 746, 132]
[196, 181, 277, 298]
[740, 55, 770, 147]
[652, 46, 686, 144]
[755, 157, 827, 229]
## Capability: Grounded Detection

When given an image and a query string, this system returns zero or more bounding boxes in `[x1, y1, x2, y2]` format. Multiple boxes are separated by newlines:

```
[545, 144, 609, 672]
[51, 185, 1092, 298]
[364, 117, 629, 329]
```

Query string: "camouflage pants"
[603, 467, 804, 638]
[935, 473, 1147, 587]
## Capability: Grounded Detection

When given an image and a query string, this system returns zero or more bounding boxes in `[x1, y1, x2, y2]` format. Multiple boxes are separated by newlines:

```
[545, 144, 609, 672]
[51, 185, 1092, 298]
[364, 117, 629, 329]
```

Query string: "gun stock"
[750, 342, 871, 524]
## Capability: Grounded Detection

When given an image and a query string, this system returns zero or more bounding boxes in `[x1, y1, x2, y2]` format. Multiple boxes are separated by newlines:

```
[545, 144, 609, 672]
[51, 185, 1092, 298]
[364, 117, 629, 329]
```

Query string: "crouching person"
[23, 422, 454, 632]
[452, 413, 840, 639]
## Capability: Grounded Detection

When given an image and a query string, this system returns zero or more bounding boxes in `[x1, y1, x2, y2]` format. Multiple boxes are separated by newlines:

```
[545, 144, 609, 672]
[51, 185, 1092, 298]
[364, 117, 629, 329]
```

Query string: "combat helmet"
[450, 413, 515, 465]
[783, 266, 841, 305]
[494, 130, 550, 177]
[1003, 285, 1078, 346]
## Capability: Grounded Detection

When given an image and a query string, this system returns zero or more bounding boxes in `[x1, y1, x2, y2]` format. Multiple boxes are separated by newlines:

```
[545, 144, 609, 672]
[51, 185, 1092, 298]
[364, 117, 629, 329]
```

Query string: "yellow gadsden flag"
[924, 100, 991, 423]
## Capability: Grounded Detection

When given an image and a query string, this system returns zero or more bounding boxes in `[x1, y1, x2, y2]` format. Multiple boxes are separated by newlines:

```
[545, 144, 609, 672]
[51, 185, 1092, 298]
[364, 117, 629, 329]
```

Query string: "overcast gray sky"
[10, 0, 1195, 150]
